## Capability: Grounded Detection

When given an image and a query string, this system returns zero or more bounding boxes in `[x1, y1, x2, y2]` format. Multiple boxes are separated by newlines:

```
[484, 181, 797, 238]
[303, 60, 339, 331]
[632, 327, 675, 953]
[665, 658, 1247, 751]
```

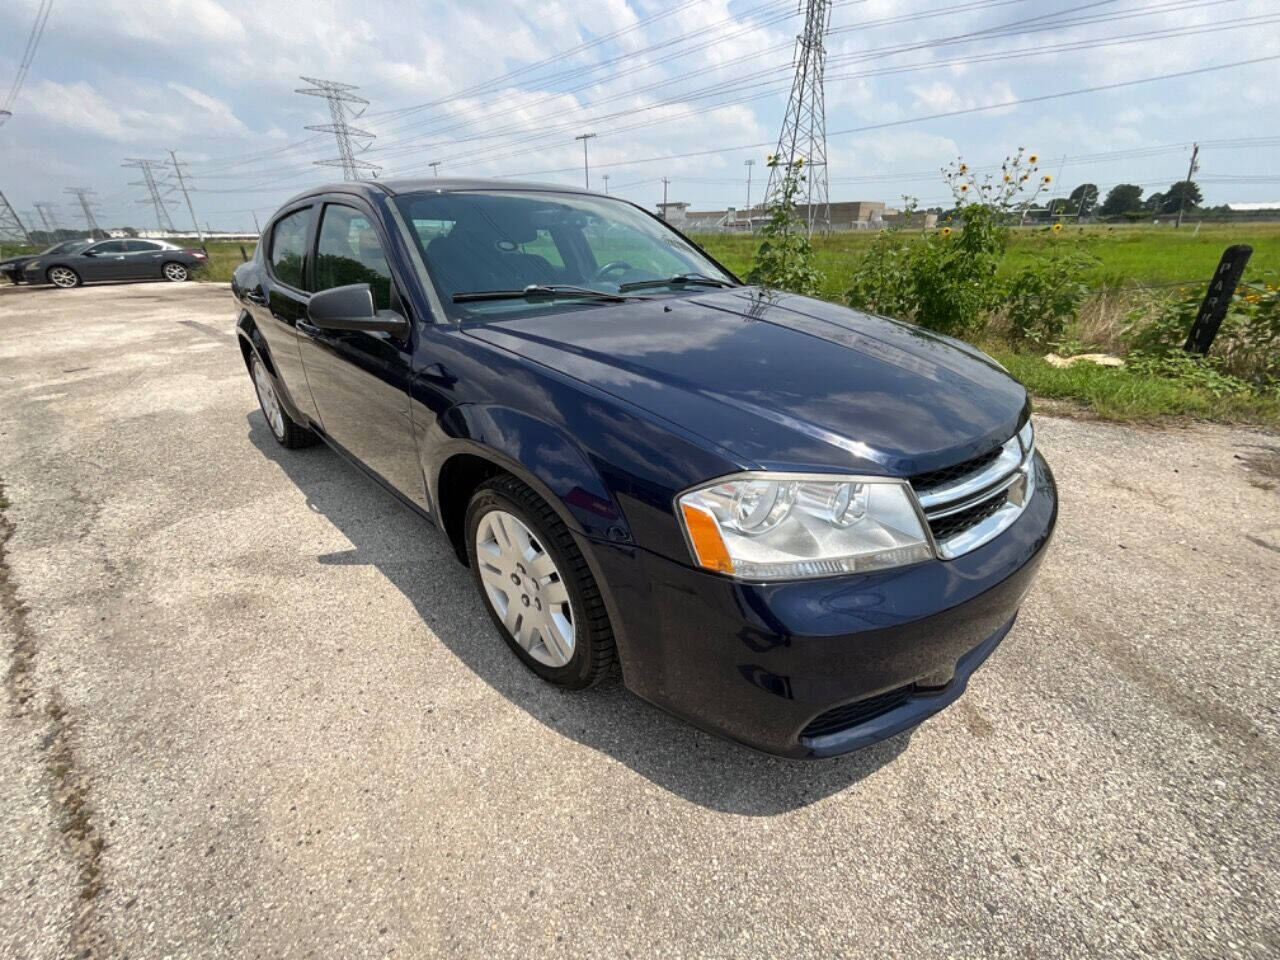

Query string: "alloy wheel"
[252, 357, 285, 439]
[474, 509, 575, 667]
[49, 267, 78, 288]
[164, 263, 188, 282]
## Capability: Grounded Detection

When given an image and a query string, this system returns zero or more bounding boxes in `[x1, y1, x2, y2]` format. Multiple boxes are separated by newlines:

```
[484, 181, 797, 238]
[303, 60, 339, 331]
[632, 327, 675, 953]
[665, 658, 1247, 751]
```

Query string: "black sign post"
[1183, 244, 1253, 354]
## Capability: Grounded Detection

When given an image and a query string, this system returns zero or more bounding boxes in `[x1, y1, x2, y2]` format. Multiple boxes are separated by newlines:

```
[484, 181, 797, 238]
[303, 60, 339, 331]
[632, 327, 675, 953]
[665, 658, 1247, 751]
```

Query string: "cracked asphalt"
[1, 281, 1277, 959]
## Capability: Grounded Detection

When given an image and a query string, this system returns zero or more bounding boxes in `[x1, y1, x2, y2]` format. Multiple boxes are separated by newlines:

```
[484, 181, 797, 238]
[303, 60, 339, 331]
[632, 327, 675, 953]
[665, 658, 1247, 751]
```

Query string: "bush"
[745, 157, 823, 296]
[1004, 234, 1097, 345]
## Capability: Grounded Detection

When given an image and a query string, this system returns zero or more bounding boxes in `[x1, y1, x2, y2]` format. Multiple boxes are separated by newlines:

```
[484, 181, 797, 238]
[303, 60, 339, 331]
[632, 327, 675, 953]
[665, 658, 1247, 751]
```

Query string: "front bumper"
[584, 452, 1057, 758]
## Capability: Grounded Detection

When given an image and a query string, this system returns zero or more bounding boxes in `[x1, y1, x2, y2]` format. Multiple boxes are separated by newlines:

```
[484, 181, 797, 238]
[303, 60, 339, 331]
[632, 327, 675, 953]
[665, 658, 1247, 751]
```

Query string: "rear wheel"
[465, 475, 615, 689]
[162, 261, 189, 282]
[250, 352, 315, 448]
[47, 266, 81, 289]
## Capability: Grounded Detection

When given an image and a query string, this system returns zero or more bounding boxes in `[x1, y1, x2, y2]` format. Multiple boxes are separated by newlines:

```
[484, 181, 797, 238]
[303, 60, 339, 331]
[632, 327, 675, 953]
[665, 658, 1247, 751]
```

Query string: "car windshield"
[393, 190, 737, 321]
[43, 241, 90, 255]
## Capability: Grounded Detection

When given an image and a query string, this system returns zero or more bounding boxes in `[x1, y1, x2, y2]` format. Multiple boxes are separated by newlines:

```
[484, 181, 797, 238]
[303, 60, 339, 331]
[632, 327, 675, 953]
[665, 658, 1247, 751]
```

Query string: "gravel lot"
[1, 281, 1278, 959]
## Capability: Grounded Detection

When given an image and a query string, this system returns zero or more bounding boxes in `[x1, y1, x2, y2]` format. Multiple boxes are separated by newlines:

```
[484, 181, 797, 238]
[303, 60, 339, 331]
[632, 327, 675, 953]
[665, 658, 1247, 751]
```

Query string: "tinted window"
[270, 208, 311, 289]
[89, 240, 127, 254]
[314, 204, 393, 310]
[124, 240, 161, 252]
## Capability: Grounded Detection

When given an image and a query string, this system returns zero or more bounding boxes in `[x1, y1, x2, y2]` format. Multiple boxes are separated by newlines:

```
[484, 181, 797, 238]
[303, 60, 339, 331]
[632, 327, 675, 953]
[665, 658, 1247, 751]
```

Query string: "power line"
[0, 0, 54, 126]
[295, 77, 380, 180]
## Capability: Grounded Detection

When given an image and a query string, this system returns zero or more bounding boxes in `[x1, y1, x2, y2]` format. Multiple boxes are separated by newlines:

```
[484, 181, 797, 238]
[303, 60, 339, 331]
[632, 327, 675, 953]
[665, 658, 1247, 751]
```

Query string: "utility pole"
[1175, 142, 1200, 229]
[429, 160, 441, 177]
[602, 174, 610, 194]
[123, 158, 176, 233]
[251, 210, 262, 236]
[64, 187, 102, 237]
[0, 191, 33, 243]
[296, 77, 380, 180]
[661, 177, 670, 218]
[33, 201, 59, 234]
[167, 149, 205, 247]
[575, 132, 597, 190]
[766, 0, 832, 236]
[744, 159, 756, 232]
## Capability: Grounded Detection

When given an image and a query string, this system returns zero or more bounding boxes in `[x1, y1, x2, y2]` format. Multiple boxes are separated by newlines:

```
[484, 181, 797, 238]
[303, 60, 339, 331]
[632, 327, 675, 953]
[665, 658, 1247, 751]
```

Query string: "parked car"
[232, 179, 1056, 759]
[1, 239, 93, 284]
[22, 238, 208, 288]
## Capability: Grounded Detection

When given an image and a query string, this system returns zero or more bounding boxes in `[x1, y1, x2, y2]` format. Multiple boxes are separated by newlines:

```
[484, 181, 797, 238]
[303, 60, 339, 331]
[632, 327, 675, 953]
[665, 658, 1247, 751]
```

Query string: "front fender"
[431, 404, 628, 542]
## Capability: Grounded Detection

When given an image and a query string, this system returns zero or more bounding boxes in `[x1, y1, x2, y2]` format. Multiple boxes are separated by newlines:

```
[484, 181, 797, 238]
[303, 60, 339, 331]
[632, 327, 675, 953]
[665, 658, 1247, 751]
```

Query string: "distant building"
[657, 199, 890, 232]
[1226, 202, 1280, 211]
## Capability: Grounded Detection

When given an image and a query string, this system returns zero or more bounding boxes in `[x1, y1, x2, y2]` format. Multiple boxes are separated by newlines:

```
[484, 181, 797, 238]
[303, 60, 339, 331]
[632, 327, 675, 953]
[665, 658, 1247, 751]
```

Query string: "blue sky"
[2, 0, 1278, 232]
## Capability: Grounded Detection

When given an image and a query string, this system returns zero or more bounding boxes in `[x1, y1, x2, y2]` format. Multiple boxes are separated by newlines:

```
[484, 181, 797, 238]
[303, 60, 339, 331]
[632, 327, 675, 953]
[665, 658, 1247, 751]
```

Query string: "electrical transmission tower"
[123, 158, 176, 232]
[167, 149, 204, 244]
[765, 0, 832, 236]
[34, 201, 60, 234]
[64, 187, 102, 237]
[295, 77, 380, 180]
[0, 191, 32, 243]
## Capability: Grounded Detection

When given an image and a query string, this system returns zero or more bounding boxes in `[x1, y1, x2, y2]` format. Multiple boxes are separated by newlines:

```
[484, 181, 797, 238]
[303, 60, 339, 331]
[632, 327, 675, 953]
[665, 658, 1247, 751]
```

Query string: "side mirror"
[82, 249, 97, 257]
[307, 283, 408, 336]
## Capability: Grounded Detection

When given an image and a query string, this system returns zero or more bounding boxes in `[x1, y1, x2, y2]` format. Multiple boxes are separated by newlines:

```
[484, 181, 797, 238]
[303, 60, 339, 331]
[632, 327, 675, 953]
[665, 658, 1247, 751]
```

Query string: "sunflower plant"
[746, 156, 824, 296]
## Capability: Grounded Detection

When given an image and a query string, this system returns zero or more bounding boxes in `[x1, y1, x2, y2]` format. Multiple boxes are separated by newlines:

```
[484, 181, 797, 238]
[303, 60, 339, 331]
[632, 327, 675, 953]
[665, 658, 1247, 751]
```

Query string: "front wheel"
[162, 262, 189, 282]
[465, 476, 616, 689]
[47, 266, 81, 288]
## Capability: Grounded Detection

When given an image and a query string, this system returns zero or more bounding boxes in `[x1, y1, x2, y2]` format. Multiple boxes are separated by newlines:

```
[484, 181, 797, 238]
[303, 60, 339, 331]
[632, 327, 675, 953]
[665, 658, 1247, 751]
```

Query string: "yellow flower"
[1052, 222, 1063, 233]
[941, 226, 953, 236]
[795, 157, 805, 168]
[1028, 153, 1039, 164]
[959, 183, 969, 193]
[958, 163, 968, 173]
[1042, 174, 1052, 183]
[1003, 174, 1011, 182]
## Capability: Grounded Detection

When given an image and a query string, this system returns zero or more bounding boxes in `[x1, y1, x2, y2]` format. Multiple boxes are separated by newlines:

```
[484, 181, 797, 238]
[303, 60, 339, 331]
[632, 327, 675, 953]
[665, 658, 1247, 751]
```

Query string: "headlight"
[676, 473, 933, 581]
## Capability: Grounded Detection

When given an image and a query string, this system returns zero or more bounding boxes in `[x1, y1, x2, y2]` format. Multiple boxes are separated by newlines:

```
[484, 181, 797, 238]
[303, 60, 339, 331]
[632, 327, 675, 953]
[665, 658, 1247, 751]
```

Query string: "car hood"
[464, 288, 1028, 475]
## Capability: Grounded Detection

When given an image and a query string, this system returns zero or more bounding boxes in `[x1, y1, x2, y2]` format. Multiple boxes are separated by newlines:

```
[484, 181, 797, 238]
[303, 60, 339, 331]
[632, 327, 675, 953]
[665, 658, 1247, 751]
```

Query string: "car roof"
[278, 177, 602, 210]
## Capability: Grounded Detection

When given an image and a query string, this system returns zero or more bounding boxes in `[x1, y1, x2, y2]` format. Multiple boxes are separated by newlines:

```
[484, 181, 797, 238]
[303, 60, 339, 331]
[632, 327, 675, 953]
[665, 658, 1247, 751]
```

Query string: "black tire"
[162, 261, 189, 282]
[249, 351, 316, 449]
[46, 266, 81, 289]
[465, 475, 616, 689]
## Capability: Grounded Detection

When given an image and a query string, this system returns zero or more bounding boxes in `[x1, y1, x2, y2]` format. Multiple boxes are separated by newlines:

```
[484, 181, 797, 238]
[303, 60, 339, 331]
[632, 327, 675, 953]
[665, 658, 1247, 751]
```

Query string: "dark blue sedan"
[232, 179, 1056, 759]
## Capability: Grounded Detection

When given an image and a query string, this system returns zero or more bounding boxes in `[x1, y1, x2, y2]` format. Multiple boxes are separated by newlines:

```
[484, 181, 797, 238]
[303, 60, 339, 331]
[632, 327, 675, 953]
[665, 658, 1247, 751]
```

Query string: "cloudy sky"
[2, 0, 1278, 232]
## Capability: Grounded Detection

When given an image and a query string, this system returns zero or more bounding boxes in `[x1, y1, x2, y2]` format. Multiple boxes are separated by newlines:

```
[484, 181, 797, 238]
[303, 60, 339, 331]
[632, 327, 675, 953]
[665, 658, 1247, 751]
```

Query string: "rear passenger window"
[314, 204, 394, 310]
[124, 240, 160, 252]
[270, 208, 311, 289]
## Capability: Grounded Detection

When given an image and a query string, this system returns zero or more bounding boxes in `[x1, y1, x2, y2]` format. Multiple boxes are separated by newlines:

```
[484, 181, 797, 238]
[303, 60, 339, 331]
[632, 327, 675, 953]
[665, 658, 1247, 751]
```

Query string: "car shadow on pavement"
[248, 414, 910, 815]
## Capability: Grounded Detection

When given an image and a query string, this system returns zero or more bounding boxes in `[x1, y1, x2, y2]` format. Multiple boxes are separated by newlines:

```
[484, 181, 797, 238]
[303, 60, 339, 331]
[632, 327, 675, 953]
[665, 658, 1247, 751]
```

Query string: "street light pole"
[429, 161, 441, 177]
[602, 174, 610, 194]
[575, 132, 597, 190]
[744, 159, 756, 232]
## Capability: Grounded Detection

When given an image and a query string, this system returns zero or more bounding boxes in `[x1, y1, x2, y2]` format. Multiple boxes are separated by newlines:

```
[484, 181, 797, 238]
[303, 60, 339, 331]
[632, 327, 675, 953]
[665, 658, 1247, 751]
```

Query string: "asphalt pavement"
[1, 281, 1277, 959]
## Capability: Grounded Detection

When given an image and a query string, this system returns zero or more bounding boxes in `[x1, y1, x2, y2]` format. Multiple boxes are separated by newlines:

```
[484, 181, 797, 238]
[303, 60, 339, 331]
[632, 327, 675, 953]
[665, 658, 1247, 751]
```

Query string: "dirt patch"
[1, 478, 110, 957]
[1236, 444, 1280, 490]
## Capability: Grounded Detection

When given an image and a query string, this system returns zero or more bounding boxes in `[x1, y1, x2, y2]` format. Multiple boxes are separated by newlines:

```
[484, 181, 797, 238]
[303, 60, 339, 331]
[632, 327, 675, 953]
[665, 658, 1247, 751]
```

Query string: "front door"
[295, 199, 425, 508]
[78, 240, 129, 280]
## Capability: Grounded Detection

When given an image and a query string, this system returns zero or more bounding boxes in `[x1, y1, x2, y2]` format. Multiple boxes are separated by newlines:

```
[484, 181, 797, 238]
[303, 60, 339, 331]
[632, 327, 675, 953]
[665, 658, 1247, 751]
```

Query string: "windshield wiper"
[453, 283, 629, 304]
[618, 273, 736, 292]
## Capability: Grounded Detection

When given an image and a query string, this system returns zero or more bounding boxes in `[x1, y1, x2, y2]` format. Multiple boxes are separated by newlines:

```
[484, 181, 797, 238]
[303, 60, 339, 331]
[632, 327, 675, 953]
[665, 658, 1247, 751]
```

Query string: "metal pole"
[168, 149, 205, 247]
[251, 210, 261, 236]
[429, 161, 441, 176]
[661, 177, 669, 218]
[744, 159, 755, 232]
[575, 132, 596, 190]
[602, 174, 610, 194]
[1175, 143, 1199, 229]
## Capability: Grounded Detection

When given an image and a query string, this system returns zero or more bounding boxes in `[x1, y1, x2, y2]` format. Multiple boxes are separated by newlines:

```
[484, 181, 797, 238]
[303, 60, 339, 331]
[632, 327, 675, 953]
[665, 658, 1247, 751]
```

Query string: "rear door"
[295, 198, 424, 504]
[248, 204, 322, 427]
[121, 240, 167, 278]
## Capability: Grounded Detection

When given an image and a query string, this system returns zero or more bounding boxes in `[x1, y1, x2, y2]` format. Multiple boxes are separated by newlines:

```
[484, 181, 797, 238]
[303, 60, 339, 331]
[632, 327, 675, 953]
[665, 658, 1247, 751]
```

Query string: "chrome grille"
[912, 421, 1035, 559]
